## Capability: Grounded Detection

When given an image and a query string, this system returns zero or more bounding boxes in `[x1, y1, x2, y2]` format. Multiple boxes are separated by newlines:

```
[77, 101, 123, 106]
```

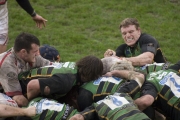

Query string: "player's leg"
[0, 2, 8, 53]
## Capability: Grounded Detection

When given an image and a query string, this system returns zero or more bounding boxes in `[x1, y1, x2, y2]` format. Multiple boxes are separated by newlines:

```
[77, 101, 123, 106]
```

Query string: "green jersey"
[82, 93, 150, 120]
[145, 69, 180, 120]
[131, 62, 172, 100]
[81, 76, 126, 102]
[18, 62, 78, 99]
[28, 97, 78, 120]
[135, 62, 172, 74]
[18, 62, 77, 81]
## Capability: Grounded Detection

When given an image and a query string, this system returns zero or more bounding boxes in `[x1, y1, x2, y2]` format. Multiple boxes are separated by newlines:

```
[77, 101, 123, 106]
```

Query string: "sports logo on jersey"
[101, 94, 129, 110]
[36, 99, 64, 114]
[163, 73, 180, 97]
[62, 62, 75, 69]
[93, 77, 122, 85]
[52, 62, 63, 69]
[159, 72, 173, 85]
[169, 77, 180, 92]
[111, 96, 122, 106]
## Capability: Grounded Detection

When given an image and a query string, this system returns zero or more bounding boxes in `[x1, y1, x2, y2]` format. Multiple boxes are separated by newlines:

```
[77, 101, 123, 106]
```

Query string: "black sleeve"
[77, 88, 93, 111]
[80, 105, 98, 120]
[139, 33, 158, 55]
[139, 33, 167, 63]
[140, 81, 157, 99]
[115, 44, 127, 57]
[117, 80, 141, 98]
[16, 0, 34, 16]
[168, 61, 180, 72]
[16, 116, 33, 120]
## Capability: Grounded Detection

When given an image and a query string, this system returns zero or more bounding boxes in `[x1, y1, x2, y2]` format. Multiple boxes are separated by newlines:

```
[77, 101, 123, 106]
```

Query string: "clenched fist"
[104, 49, 116, 57]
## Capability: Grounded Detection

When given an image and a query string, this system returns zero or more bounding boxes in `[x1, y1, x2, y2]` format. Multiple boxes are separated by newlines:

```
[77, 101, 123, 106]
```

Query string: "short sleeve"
[33, 55, 51, 67]
[0, 63, 22, 96]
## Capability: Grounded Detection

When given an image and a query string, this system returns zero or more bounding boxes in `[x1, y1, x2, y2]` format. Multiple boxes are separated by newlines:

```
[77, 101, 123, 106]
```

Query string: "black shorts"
[141, 81, 157, 99]
[117, 80, 140, 98]
[38, 73, 76, 96]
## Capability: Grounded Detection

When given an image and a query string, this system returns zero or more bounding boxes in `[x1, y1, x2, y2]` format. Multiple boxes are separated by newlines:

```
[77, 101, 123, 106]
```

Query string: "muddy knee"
[44, 86, 50, 95]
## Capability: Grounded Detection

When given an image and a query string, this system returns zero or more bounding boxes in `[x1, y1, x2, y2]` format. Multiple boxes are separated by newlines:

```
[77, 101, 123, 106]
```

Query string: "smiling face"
[22, 43, 40, 63]
[121, 25, 141, 47]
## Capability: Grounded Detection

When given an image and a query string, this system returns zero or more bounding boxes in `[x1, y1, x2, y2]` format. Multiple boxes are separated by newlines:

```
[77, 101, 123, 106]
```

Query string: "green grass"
[8, 0, 180, 63]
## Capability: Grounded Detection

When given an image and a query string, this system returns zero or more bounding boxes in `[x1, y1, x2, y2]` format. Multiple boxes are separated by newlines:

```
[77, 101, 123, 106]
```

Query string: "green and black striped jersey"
[18, 62, 77, 81]
[28, 97, 78, 120]
[81, 93, 150, 120]
[135, 62, 172, 74]
[145, 69, 180, 120]
[81, 76, 126, 102]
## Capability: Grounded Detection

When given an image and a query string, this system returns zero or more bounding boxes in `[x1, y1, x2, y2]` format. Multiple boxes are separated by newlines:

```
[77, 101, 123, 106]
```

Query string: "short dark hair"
[14, 32, 40, 53]
[76, 55, 103, 82]
[119, 18, 140, 30]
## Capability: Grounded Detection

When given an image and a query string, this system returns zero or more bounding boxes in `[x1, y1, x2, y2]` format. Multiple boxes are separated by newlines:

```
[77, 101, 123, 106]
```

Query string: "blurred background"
[8, 0, 180, 63]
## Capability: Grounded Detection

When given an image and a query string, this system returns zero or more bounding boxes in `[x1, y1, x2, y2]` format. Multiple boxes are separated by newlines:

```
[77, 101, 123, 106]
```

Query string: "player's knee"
[44, 86, 50, 95]
[13, 95, 28, 107]
[27, 79, 39, 91]
[135, 95, 154, 109]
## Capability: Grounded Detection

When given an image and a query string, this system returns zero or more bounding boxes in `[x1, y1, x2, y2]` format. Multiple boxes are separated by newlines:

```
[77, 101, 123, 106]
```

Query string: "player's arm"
[70, 105, 97, 120]
[16, 0, 35, 16]
[134, 81, 157, 111]
[126, 52, 154, 66]
[126, 38, 159, 66]
[16, 0, 47, 28]
[0, 105, 36, 117]
[104, 70, 145, 87]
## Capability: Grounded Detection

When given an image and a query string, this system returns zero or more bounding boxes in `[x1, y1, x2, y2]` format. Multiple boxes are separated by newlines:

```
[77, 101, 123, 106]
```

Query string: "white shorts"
[0, 93, 18, 120]
[0, 2, 8, 45]
[0, 93, 18, 107]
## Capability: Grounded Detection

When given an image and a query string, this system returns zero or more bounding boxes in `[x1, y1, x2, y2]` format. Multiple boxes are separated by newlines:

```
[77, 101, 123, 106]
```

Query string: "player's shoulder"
[0, 53, 16, 69]
[139, 33, 157, 43]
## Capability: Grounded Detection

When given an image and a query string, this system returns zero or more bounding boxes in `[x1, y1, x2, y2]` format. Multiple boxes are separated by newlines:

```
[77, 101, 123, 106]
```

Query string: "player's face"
[121, 25, 141, 47]
[23, 44, 40, 63]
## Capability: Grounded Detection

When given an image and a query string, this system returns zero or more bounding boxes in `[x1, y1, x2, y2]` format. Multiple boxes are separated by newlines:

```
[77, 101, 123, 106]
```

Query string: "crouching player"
[17, 93, 150, 120]
[70, 93, 150, 120]
[16, 70, 150, 120]
[70, 70, 150, 120]
[106, 60, 180, 120]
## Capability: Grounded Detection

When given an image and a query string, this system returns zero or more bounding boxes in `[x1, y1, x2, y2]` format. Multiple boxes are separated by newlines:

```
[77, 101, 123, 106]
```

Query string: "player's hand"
[102, 72, 113, 77]
[25, 106, 36, 117]
[104, 49, 116, 57]
[32, 14, 47, 29]
[110, 58, 134, 71]
[69, 114, 84, 120]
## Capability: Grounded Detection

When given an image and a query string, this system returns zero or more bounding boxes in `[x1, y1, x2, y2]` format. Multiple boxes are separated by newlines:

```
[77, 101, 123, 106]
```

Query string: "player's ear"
[20, 49, 28, 57]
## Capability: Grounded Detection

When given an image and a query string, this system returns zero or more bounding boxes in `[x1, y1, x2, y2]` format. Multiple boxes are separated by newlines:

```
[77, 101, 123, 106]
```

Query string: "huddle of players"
[2, 18, 178, 120]
[14, 56, 180, 120]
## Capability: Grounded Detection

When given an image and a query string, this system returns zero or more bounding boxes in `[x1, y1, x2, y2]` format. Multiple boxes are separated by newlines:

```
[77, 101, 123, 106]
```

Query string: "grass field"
[8, 0, 180, 63]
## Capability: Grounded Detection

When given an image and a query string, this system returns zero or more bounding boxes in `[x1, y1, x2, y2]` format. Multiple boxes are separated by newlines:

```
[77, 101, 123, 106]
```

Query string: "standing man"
[0, 0, 47, 53]
[0, 32, 51, 107]
[104, 18, 166, 66]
